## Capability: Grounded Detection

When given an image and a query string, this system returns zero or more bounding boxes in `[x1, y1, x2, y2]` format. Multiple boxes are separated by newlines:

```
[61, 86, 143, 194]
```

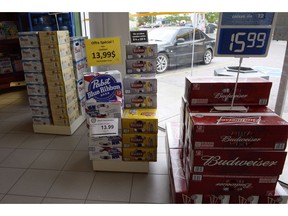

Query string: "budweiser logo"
[214, 91, 248, 101]
[216, 182, 252, 189]
[221, 136, 261, 144]
[217, 116, 261, 125]
[201, 155, 278, 167]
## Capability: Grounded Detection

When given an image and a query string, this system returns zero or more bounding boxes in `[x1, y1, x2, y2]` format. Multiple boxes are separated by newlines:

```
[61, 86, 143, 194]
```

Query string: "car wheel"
[156, 53, 169, 73]
[203, 49, 212, 65]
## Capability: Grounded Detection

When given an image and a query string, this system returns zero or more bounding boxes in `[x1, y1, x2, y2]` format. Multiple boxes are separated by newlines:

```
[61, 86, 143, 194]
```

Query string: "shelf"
[92, 160, 150, 173]
[33, 114, 86, 135]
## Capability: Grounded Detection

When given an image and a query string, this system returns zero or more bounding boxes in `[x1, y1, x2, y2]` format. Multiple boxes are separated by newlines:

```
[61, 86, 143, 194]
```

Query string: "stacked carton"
[84, 70, 123, 161]
[122, 44, 158, 162]
[167, 76, 288, 204]
[70, 36, 90, 116]
[18, 32, 52, 125]
[38, 30, 79, 126]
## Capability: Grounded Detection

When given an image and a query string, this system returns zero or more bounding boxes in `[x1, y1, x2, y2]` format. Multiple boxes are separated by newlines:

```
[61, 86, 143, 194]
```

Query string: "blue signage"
[215, 12, 276, 57]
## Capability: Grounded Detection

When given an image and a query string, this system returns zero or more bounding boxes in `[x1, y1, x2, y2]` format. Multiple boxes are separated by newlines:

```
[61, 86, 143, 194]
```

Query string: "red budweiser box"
[186, 170, 279, 196]
[184, 148, 287, 176]
[184, 76, 272, 107]
[169, 148, 286, 203]
[186, 112, 288, 150]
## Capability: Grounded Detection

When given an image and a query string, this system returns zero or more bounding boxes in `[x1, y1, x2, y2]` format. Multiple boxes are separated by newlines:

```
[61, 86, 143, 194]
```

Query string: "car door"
[175, 28, 193, 66]
[192, 29, 206, 62]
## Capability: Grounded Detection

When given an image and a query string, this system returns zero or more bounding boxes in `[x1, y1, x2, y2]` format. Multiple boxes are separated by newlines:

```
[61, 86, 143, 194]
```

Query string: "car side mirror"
[176, 38, 185, 44]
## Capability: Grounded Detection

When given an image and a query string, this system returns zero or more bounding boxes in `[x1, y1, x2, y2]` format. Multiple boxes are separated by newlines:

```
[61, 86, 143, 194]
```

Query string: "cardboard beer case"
[184, 76, 272, 107]
[186, 109, 288, 150]
[122, 133, 158, 148]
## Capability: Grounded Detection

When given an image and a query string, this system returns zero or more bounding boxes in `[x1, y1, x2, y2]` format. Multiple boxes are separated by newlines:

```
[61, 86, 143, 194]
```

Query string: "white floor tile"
[0, 122, 17, 134]
[46, 171, 95, 200]
[0, 195, 43, 203]
[30, 150, 73, 170]
[75, 135, 89, 150]
[46, 135, 82, 150]
[18, 134, 55, 149]
[157, 136, 167, 153]
[8, 169, 59, 197]
[42, 197, 85, 203]
[0, 149, 43, 168]
[149, 153, 168, 175]
[85, 200, 129, 204]
[0, 133, 31, 148]
[0, 148, 14, 163]
[63, 150, 93, 172]
[8, 120, 34, 134]
[0, 194, 4, 201]
[87, 172, 133, 202]
[0, 167, 26, 194]
[130, 174, 171, 203]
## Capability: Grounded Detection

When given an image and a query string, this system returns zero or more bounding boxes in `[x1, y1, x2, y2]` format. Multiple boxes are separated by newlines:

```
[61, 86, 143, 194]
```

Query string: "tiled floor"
[0, 88, 171, 204]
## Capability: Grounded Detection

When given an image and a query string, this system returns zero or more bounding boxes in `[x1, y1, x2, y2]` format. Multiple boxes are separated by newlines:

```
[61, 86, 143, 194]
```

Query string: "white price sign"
[90, 118, 118, 137]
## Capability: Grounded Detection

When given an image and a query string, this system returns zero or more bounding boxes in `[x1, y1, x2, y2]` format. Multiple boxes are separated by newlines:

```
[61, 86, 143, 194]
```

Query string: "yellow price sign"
[84, 37, 122, 66]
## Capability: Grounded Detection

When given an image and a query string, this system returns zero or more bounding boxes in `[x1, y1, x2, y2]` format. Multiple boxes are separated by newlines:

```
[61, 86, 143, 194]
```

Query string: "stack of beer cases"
[70, 36, 90, 116]
[18, 32, 52, 125]
[38, 30, 80, 126]
[167, 76, 288, 204]
[84, 70, 123, 161]
[121, 44, 158, 162]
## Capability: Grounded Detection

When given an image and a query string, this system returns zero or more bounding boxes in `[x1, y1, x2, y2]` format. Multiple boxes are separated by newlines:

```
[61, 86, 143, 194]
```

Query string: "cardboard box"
[184, 76, 272, 107]
[0, 58, 13, 74]
[70, 37, 87, 62]
[26, 84, 47, 96]
[21, 47, 42, 60]
[186, 112, 288, 150]
[52, 109, 79, 126]
[126, 44, 158, 59]
[88, 146, 122, 160]
[122, 108, 158, 134]
[122, 147, 157, 161]
[84, 70, 123, 103]
[38, 31, 70, 45]
[73, 58, 89, 80]
[123, 76, 157, 94]
[126, 59, 157, 75]
[76, 78, 85, 100]
[79, 96, 86, 115]
[18, 32, 40, 47]
[184, 148, 287, 176]
[40, 43, 71, 58]
[258, 183, 288, 204]
[28, 95, 49, 107]
[32, 116, 52, 125]
[85, 101, 122, 118]
[47, 78, 76, 94]
[24, 72, 46, 84]
[88, 135, 122, 148]
[122, 133, 157, 148]
[30, 106, 50, 117]
[43, 55, 73, 71]
[45, 66, 75, 83]
[48, 90, 78, 106]
[50, 99, 78, 116]
[22, 60, 43, 72]
[124, 94, 157, 109]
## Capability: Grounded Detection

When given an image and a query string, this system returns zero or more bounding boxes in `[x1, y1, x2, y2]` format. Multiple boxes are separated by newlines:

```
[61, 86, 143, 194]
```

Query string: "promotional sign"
[90, 118, 119, 136]
[85, 37, 122, 66]
[130, 30, 148, 43]
[215, 12, 277, 57]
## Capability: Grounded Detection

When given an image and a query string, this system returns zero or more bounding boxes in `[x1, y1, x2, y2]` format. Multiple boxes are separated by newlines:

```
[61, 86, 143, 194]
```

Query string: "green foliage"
[163, 14, 191, 24]
[205, 12, 219, 24]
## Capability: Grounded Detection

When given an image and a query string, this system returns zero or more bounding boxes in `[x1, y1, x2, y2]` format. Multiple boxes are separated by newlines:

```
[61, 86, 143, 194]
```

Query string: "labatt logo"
[86, 75, 122, 101]
[131, 83, 144, 88]
[132, 61, 145, 68]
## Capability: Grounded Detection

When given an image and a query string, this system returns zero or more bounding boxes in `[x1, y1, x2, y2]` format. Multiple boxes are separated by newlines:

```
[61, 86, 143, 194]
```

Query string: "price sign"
[130, 30, 148, 43]
[215, 12, 277, 57]
[85, 37, 122, 66]
[89, 118, 118, 137]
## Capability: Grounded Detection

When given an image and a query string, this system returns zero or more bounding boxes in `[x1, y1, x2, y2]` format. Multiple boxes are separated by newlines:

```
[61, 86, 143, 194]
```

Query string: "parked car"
[148, 27, 216, 73]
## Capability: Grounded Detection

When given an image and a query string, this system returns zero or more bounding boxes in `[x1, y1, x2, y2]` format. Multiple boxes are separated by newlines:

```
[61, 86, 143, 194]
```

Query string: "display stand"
[92, 160, 149, 173]
[33, 114, 86, 135]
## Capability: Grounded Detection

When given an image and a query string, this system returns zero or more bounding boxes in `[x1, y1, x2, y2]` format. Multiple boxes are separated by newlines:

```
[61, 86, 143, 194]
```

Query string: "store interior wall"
[88, 12, 130, 77]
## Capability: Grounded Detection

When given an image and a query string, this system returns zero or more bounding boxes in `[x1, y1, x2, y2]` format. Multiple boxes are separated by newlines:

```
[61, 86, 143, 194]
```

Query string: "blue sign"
[215, 12, 276, 57]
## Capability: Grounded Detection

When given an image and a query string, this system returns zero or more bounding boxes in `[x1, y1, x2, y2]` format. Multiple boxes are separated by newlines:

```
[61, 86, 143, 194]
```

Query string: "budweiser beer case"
[186, 110, 288, 150]
[184, 76, 272, 107]
[169, 148, 284, 203]
[184, 147, 287, 176]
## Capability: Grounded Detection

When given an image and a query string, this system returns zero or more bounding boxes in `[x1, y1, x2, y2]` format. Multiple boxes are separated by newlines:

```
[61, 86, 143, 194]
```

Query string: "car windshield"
[148, 28, 179, 42]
